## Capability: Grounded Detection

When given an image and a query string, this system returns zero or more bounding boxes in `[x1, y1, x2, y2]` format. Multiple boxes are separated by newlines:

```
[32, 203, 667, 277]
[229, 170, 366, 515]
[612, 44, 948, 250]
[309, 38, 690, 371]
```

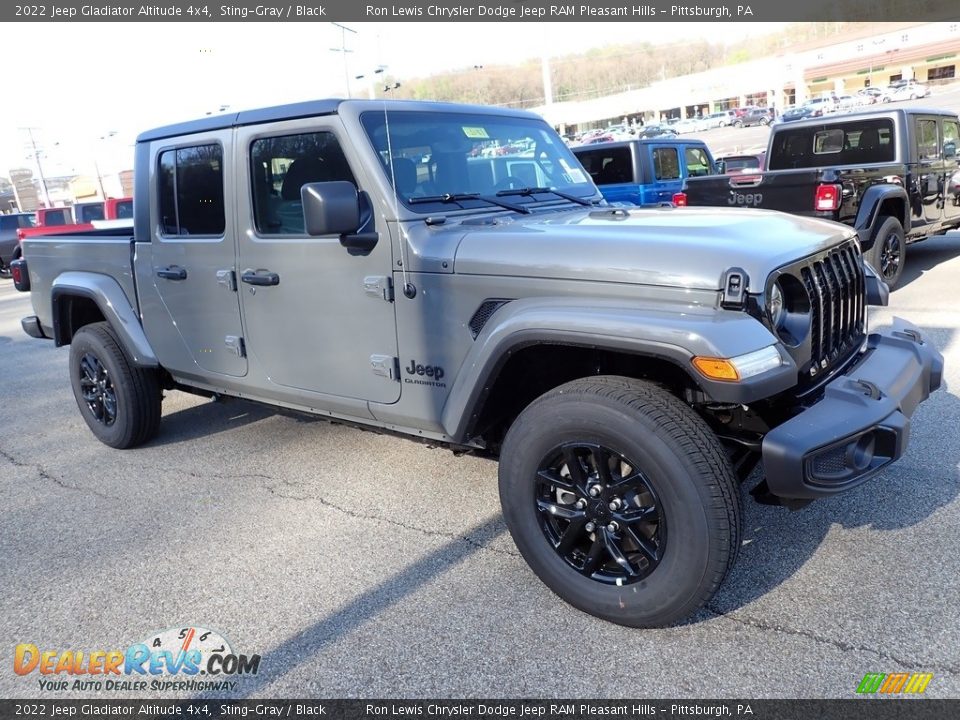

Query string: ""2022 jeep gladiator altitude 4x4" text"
[12, 99, 943, 627]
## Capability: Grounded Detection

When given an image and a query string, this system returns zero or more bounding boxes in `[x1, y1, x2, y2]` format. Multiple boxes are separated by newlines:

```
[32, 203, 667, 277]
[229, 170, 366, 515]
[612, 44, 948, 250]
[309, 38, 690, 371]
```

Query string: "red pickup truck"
[12, 197, 133, 262]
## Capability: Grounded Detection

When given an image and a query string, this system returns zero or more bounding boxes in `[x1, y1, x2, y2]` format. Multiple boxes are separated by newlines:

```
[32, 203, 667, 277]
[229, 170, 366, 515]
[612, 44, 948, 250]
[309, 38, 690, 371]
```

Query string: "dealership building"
[537, 21, 959, 132]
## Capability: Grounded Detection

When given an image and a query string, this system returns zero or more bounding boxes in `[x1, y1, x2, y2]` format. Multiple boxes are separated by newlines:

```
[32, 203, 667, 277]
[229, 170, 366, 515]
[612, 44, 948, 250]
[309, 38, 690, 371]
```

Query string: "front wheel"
[69, 322, 162, 448]
[868, 216, 906, 289]
[498, 376, 742, 627]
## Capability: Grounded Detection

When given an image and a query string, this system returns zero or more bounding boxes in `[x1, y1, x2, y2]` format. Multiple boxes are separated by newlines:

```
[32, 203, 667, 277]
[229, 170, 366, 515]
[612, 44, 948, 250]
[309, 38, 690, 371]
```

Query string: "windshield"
[360, 110, 596, 212]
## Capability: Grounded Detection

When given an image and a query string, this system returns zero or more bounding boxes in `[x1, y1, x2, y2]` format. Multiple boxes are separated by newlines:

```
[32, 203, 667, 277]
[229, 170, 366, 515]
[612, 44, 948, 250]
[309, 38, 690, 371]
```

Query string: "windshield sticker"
[462, 126, 490, 139]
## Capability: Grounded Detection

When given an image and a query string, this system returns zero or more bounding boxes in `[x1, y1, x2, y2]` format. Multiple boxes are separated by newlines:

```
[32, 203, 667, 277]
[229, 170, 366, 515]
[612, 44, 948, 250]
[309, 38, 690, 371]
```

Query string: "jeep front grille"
[796, 242, 866, 378]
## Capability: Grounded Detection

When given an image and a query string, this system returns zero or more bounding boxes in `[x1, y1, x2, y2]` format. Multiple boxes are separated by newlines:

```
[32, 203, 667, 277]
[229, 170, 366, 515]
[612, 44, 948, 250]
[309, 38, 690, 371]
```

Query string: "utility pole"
[20, 127, 52, 208]
[330, 22, 357, 98]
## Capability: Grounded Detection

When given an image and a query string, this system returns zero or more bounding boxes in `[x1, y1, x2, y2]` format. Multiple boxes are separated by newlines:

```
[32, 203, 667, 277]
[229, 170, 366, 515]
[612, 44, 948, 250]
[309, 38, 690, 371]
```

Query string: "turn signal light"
[692, 357, 739, 381]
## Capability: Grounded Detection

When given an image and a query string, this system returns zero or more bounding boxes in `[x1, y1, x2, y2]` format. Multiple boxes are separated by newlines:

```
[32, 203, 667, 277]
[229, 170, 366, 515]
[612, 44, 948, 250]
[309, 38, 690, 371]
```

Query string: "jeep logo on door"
[405, 360, 446, 388]
[728, 191, 763, 206]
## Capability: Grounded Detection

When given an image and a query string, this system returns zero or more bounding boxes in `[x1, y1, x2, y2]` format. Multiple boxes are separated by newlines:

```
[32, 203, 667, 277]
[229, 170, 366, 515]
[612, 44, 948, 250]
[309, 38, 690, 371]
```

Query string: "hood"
[452, 206, 855, 291]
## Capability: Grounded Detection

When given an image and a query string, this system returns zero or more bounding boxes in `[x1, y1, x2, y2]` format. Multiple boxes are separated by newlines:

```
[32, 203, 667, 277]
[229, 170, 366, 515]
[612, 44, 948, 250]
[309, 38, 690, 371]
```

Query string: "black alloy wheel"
[869, 216, 906, 288]
[78, 353, 118, 426]
[535, 443, 665, 584]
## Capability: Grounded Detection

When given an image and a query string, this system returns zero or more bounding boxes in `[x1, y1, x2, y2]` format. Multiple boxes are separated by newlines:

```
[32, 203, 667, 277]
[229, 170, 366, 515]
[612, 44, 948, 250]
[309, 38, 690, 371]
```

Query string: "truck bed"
[22, 229, 137, 334]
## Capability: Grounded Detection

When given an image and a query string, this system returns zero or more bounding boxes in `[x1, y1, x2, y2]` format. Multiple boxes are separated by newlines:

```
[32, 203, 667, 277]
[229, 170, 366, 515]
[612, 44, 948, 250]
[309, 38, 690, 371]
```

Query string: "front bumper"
[762, 318, 943, 499]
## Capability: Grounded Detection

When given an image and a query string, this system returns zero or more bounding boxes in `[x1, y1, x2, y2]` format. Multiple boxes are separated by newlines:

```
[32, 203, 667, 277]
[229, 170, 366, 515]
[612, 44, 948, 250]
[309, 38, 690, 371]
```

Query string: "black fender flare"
[853, 184, 909, 249]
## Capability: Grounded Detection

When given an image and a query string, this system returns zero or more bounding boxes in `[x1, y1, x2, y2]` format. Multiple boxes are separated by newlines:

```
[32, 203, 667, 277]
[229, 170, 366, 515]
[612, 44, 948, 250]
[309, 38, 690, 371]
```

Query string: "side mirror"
[301, 181, 379, 254]
[301, 181, 361, 236]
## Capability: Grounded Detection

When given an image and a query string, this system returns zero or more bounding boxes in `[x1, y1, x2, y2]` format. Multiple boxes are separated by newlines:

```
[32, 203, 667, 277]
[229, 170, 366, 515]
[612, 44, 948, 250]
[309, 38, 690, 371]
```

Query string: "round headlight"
[769, 281, 786, 329]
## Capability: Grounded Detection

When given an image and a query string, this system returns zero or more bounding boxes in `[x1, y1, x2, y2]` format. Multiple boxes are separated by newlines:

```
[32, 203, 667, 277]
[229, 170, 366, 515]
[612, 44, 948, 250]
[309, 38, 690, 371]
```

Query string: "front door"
[234, 121, 400, 404]
[144, 134, 247, 378]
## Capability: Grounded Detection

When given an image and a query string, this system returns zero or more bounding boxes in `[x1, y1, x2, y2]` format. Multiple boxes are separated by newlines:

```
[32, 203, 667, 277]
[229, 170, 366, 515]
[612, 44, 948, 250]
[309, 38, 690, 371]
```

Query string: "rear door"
[139, 132, 248, 378]
[941, 116, 960, 225]
[914, 115, 944, 227]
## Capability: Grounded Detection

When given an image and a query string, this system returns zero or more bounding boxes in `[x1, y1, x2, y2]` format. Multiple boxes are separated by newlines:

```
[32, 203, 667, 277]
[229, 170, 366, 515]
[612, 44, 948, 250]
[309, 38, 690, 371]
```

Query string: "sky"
[1, 21, 788, 180]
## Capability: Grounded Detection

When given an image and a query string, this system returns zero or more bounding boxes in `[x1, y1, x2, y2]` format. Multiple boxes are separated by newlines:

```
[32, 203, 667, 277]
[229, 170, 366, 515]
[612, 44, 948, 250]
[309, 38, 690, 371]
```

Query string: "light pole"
[330, 22, 357, 98]
[355, 65, 386, 99]
[20, 127, 52, 208]
[94, 131, 118, 200]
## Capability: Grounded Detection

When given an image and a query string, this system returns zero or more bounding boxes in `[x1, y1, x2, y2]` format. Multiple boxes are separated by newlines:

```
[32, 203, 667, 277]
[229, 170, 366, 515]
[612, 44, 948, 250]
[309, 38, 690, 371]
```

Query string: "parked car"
[683, 106, 960, 288]
[573, 137, 716, 205]
[0, 213, 36, 277]
[836, 94, 860, 112]
[802, 97, 839, 117]
[635, 124, 678, 139]
[776, 105, 817, 124]
[883, 79, 931, 102]
[857, 87, 884, 105]
[704, 111, 732, 128]
[674, 117, 707, 134]
[715, 152, 766, 174]
[734, 107, 775, 127]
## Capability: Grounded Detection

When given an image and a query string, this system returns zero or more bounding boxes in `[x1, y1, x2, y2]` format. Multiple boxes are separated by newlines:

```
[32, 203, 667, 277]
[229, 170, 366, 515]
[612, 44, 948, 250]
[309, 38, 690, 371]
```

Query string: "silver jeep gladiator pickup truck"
[12, 99, 943, 627]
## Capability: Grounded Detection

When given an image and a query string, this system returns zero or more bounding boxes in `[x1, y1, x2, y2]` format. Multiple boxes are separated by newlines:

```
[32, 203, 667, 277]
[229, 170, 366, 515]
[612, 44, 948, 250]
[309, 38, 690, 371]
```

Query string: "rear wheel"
[498, 376, 741, 627]
[868, 216, 906, 289]
[69, 322, 162, 448]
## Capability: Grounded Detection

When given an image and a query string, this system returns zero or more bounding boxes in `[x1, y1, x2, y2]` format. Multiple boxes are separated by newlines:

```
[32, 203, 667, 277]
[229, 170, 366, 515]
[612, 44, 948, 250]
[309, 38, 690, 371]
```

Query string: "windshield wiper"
[408, 192, 531, 214]
[495, 186, 595, 206]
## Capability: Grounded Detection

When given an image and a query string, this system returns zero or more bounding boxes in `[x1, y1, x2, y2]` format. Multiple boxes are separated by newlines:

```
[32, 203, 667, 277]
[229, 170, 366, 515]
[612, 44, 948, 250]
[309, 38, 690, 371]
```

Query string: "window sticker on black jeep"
[814, 129, 845, 154]
[462, 126, 490, 139]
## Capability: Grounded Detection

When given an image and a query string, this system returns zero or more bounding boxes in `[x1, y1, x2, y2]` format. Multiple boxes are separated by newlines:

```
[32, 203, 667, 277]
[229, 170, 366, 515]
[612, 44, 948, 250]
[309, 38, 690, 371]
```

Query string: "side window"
[46, 209, 70, 226]
[653, 148, 680, 180]
[158, 144, 225, 236]
[684, 147, 712, 177]
[917, 119, 940, 161]
[115, 200, 134, 219]
[250, 132, 356, 235]
[942, 120, 959, 160]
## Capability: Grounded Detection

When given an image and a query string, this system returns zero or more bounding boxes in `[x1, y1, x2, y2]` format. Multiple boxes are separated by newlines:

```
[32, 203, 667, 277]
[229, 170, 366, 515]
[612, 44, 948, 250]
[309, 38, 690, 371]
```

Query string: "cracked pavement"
[2, 235, 960, 699]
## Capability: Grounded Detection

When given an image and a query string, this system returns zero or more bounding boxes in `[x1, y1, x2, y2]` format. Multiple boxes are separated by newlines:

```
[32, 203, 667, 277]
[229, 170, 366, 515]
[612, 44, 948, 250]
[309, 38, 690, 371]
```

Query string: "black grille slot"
[468, 299, 510, 339]
[811, 446, 847, 477]
[790, 241, 866, 379]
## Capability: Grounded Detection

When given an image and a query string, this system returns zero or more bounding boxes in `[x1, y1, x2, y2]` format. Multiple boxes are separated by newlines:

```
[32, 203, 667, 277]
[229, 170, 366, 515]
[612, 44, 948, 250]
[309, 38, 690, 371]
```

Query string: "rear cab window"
[768, 118, 895, 169]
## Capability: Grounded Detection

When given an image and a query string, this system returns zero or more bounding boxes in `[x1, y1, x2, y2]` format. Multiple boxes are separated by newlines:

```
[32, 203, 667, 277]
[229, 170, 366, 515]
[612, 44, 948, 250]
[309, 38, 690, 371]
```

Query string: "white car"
[674, 117, 709, 134]
[883, 80, 931, 102]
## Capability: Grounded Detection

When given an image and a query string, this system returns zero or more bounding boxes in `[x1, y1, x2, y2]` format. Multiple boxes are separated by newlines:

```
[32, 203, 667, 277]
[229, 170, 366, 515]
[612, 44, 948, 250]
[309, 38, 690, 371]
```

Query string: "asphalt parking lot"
[2, 226, 959, 700]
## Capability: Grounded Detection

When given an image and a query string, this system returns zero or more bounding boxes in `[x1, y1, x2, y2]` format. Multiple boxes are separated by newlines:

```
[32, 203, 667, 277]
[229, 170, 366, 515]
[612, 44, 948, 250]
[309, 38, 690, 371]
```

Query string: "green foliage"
[390, 22, 867, 108]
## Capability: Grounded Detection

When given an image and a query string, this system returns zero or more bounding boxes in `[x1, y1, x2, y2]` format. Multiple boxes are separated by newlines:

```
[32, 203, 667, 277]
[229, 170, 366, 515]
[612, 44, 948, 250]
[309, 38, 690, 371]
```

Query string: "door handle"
[241, 269, 280, 287]
[156, 266, 187, 280]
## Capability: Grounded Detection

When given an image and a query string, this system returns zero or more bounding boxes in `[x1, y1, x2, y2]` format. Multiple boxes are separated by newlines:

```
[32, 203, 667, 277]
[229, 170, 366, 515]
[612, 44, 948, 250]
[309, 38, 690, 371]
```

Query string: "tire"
[867, 216, 906, 289]
[734, 120, 743, 128]
[760, 117, 769, 126]
[498, 376, 742, 628]
[69, 322, 162, 449]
